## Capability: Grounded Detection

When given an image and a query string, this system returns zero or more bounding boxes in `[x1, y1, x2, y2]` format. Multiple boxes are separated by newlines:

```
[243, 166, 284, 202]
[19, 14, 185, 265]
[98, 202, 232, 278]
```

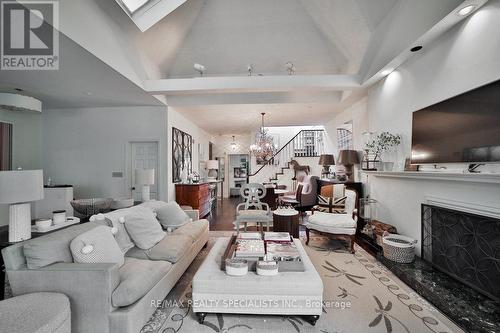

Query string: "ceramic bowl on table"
[35, 219, 52, 230]
[70, 198, 113, 219]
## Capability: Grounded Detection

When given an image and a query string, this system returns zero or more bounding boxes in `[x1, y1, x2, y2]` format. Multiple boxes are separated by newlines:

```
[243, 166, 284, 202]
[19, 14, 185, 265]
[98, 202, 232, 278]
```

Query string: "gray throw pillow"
[156, 202, 192, 230]
[124, 206, 166, 250]
[90, 208, 134, 253]
[91, 212, 134, 253]
[70, 225, 124, 267]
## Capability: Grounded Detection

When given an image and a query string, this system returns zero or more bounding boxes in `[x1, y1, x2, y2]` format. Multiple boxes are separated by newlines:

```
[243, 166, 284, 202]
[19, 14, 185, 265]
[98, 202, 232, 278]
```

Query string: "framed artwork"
[172, 127, 193, 182]
[234, 167, 247, 178]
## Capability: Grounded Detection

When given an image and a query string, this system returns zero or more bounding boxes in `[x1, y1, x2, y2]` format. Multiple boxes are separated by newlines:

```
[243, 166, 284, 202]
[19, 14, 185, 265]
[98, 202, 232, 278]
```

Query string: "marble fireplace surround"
[421, 201, 499, 300]
[379, 198, 500, 332]
[366, 173, 500, 332]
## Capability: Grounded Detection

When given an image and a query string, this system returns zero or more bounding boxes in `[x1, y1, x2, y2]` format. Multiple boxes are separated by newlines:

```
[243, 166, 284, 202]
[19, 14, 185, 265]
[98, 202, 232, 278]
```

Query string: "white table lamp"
[0, 170, 44, 242]
[135, 169, 155, 202]
[207, 160, 218, 180]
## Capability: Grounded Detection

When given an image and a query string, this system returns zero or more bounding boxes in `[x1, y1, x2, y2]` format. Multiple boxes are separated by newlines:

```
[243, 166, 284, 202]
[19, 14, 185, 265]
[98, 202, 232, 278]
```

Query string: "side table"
[273, 209, 300, 238]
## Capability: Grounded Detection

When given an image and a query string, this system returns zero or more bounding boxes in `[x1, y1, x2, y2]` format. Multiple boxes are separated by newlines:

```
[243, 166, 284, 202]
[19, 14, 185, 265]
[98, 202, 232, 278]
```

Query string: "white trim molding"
[362, 171, 500, 184]
[425, 196, 500, 220]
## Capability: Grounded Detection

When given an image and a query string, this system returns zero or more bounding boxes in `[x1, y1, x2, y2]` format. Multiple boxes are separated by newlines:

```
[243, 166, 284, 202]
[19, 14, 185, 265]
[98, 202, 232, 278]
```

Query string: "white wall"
[0, 108, 42, 226]
[364, 1, 500, 251]
[42, 106, 168, 200]
[167, 107, 214, 201]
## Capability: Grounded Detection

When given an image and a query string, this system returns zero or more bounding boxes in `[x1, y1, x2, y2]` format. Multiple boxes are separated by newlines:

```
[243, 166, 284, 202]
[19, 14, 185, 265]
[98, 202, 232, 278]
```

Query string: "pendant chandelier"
[250, 112, 275, 161]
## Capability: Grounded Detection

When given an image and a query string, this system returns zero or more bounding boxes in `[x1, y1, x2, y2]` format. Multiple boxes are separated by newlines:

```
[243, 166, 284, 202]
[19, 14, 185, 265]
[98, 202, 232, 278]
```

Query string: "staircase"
[248, 129, 325, 186]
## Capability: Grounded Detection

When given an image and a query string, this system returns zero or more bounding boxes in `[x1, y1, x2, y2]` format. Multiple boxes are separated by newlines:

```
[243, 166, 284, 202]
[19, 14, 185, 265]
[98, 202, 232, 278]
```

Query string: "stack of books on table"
[235, 239, 265, 259]
[263, 232, 292, 242]
[236, 232, 262, 241]
[265, 241, 301, 262]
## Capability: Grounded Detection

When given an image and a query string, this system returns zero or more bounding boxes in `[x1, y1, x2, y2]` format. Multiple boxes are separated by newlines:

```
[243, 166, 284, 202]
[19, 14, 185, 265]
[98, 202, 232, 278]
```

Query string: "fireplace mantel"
[362, 171, 500, 184]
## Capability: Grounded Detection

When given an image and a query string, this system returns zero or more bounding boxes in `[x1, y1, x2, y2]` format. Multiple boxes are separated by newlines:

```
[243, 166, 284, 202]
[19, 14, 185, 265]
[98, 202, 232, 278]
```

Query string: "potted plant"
[365, 132, 402, 171]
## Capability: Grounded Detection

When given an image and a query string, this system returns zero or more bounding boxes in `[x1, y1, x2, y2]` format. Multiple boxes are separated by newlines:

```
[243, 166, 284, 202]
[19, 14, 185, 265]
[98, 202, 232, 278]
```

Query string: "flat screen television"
[411, 79, 500, 164]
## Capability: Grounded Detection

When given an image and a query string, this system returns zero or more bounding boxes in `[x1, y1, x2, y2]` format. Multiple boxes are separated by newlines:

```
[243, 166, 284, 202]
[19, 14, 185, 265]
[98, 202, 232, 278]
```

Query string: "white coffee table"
[192, 237, 323, 325]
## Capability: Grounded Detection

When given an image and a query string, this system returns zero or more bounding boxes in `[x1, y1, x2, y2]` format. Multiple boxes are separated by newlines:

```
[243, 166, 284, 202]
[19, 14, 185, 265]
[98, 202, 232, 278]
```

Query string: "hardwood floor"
[206, 197, 242, 231]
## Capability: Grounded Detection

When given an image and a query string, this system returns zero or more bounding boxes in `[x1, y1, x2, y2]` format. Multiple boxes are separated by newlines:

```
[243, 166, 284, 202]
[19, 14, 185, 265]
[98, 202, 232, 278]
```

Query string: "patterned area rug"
[142, 233, 462, 333]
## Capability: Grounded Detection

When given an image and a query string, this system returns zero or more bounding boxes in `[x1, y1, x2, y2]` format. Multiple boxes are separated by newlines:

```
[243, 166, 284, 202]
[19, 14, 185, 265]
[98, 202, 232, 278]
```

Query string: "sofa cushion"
[23, 223, 99, 269]
[156, 202, 192, 230]
[0, 292, 71, 333]
[308, 211, 356, 228]
[124, 206, 166, 250]
[94, 209, 136, 253]
[112, 257, 171, 307]
[126, 234, 193, 263]
[70, 225, 124, 267]
[172, 219, 209, 242]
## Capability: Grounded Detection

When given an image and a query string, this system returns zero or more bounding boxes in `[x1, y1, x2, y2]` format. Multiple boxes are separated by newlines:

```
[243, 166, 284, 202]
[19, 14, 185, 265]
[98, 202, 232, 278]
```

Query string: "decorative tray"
[32, 217, 80, 233]
[220, 235, 305, 272]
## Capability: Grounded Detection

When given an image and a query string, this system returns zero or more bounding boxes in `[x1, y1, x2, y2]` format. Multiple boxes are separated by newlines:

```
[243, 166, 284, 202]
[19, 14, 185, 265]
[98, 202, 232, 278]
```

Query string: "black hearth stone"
[377, 254, 500, 333]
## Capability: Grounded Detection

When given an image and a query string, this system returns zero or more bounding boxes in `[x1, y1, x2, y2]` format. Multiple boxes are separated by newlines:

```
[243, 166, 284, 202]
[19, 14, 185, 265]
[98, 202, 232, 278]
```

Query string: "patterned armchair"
[305, 189, 358, 253]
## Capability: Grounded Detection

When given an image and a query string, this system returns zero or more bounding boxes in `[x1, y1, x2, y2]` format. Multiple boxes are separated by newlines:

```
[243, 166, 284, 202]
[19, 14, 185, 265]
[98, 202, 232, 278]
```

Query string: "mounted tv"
[411, 79, 500, 164]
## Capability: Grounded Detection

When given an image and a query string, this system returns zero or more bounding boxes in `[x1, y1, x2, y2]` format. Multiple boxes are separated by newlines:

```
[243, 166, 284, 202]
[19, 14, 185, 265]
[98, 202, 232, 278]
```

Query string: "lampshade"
[318, 154, 335, 166]
[206, 160, 219, 170]
[0, 170, 44, 204]
[135, 169, 155, 185]
[338, 150, 360, 165]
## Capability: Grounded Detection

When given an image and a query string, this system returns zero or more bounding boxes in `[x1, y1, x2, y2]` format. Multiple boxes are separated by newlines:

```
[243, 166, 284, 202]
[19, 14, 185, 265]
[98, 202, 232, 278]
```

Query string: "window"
[118, 0, 150, 14]
[337, 123, 353, 151]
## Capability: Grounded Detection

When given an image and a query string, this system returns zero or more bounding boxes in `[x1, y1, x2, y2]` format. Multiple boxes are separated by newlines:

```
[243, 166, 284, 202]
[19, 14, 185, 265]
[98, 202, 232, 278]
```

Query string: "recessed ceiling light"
[411, 46, 423, 52]
[457, 5, 477, 16]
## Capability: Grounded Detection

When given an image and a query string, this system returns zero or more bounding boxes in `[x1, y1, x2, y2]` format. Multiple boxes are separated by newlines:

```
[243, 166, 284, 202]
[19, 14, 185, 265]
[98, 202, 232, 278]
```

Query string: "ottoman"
[0, 292, 71, 333]
[192, 238, 323, 325]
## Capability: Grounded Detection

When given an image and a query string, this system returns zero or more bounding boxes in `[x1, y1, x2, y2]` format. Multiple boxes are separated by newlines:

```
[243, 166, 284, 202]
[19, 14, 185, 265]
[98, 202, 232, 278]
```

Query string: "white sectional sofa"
[1, 201, 209, 333]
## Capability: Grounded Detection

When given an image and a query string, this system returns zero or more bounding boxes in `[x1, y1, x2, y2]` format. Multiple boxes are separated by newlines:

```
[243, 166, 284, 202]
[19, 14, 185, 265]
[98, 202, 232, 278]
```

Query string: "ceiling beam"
[144, 75, 362, 95]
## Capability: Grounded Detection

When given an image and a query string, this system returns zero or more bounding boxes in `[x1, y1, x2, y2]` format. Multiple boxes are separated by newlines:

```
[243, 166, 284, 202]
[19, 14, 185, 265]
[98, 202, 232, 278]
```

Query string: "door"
[131, 142, 159, 201]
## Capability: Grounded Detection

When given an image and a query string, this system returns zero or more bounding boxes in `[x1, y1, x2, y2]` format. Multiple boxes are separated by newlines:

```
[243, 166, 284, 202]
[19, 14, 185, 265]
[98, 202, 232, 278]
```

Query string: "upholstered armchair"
[305, 189, 358, 253]
[279, 175, 319, 212]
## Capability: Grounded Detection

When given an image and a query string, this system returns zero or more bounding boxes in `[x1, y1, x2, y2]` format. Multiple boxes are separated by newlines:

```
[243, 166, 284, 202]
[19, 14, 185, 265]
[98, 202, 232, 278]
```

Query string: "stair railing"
[248, 129, 324, 182]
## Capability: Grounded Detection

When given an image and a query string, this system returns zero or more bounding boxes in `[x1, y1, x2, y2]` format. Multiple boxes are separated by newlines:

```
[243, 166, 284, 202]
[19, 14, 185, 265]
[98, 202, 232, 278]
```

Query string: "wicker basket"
[382, 232, 417, 263]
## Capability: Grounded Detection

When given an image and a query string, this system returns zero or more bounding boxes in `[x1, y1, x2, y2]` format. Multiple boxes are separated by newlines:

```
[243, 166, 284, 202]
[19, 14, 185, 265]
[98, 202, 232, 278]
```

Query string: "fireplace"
[421, 204, 500, 302]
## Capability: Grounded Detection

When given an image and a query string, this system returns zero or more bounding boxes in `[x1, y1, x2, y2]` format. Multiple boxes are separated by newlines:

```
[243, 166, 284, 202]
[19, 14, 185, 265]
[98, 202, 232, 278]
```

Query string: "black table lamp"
[338, 150, 360, 182]
[318, 154, 335, 177]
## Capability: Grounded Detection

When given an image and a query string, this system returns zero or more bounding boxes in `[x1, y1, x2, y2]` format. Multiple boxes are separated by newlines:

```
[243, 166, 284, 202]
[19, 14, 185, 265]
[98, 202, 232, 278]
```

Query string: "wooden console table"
[175, 183, 213, 218]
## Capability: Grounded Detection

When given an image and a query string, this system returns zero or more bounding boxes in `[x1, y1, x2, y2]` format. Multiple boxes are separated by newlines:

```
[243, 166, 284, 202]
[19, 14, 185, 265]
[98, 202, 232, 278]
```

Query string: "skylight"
[119, 0, 149, 14]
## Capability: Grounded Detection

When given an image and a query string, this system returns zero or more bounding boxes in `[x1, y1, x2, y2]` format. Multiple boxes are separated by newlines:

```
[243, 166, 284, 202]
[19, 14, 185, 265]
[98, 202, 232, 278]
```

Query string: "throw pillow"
[156, 202, 192, 230]
[70, 225, 124, 267]
[317, 195, 347, 213]
[124, 206, 166, 250]
[90, 210, 135, 253]
[137, 200, 169, 213]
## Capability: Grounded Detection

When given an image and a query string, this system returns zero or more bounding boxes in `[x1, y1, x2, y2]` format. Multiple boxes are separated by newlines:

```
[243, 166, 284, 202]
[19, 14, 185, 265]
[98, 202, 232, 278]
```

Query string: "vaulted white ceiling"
[1, 0, 486, 134]
[129, 0, 398, 78]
